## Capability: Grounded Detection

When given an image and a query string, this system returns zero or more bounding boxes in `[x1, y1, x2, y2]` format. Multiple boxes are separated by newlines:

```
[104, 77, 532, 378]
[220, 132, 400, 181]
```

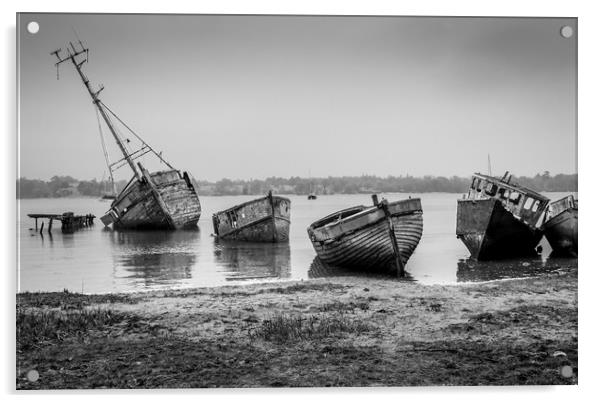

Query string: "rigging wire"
[98, 100, 175, 170]
[95, 107, 117, 195]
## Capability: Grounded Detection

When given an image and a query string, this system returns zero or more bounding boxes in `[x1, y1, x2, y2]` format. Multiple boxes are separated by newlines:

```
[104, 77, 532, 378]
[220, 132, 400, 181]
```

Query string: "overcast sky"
[18, 14, 576, 182]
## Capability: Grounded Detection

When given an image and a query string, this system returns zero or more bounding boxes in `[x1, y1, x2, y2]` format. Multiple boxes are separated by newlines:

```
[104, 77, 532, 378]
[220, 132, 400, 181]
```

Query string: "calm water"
[17, 193, 577, 294]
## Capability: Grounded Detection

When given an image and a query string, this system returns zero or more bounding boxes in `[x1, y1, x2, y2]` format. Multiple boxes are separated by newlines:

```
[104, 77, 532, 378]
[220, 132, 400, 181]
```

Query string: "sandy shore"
[16, 269, 577, 388]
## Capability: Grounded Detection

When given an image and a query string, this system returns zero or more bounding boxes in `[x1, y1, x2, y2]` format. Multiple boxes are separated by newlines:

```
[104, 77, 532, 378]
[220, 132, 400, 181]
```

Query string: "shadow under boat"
[308, 256, 416, 281]
[212, 191, 291, 243]
[213, 238, 292, 281]
[105, 228, 200, 287]
[456, 255, 577, 283]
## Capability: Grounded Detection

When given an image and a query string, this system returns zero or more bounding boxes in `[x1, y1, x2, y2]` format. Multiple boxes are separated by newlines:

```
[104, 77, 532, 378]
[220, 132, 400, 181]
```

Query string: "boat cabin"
[465, 172, 549, 227]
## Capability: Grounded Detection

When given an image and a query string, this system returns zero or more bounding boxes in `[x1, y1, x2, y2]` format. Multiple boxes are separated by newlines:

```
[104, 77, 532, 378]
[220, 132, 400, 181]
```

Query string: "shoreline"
[17, 270, 577, 388]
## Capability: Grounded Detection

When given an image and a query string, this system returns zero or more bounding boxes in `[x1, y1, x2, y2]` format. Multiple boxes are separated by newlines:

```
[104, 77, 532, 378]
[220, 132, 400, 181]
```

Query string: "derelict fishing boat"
[52, 41, 201, 229]
[307, 195, 423, 277]
[212, 191, 291, 242]
[456, 172, 549, 260]
[542, 195, 578, 257]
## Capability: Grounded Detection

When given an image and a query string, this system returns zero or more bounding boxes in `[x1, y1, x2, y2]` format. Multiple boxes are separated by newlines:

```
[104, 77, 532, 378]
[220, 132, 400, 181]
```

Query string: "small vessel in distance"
[456, 172, 549, 260]
[307, 195, 423, 277]
[52, 41, 201, 230]
[542, 195, 578, 257]
[307, 193, 317, 200]
[212, 191, 291, 242]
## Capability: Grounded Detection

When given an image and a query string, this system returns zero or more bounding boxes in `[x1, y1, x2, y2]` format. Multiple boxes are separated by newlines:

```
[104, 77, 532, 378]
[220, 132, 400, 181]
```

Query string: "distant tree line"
[17, 172, 577, 199]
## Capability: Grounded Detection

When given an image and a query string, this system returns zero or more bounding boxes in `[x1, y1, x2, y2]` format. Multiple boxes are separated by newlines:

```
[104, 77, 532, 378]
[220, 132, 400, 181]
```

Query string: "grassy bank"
[16, 270, 577, 388]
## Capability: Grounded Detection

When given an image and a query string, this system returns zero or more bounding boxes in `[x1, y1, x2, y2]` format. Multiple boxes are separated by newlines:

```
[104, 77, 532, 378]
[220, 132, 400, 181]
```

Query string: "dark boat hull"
[101, 169, 201, 230]
[456, 198, 543, 260]
[308, 198, 423, 273]
[543, 208, 578, 257]
[212, 195, 291, 242]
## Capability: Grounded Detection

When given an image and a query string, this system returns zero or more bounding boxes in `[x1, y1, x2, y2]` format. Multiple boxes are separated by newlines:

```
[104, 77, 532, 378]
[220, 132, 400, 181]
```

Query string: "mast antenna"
[488, 154, 492, 176]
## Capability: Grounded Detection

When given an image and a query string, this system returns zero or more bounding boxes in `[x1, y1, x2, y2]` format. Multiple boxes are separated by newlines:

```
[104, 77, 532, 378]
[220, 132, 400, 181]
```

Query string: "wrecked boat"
[307, 195, 423, 277]
[456, 172, 549, 260]
[542, 195, 578, 257]
[53, 41, 201, 230]
[212, 191, 291, 242]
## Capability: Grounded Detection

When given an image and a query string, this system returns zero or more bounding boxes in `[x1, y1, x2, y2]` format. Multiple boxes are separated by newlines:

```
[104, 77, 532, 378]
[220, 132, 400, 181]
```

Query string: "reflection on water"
[18, 193, 577, 293]
[214, 240, 291, 281]
[107, 229, 200, 288]
[456, 255, 577, 283]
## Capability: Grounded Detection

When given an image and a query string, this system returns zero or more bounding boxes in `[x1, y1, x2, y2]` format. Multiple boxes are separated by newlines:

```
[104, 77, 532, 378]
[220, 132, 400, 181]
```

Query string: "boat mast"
[52, 42, 142, 181]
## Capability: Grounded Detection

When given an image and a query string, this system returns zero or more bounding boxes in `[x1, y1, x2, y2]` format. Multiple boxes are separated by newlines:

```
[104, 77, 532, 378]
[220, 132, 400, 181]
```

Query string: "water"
[17, 192, 577, 294]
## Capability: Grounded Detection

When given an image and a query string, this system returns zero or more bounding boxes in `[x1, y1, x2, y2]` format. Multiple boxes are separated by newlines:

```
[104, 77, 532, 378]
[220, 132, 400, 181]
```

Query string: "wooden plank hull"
[307, 198, 423, 273]
[212, 195, 291, 242]
[101, 170, 201, 230]
[456, 198, 543, 260]
[543, 208, 578, 257]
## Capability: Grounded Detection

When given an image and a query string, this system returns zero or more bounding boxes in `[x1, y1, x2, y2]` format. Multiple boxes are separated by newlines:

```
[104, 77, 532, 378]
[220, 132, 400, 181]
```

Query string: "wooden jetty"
[542, 195, 578, 257]
[456, 172, 549, 260]
[52, 41, 201, 230]
[307, 195, 423, 277]
[28, 212, 95, 234]
[212, 191, 291, 242]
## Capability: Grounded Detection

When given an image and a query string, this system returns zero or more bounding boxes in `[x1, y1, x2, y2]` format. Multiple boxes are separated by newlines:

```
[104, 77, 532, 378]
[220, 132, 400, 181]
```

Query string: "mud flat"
[17, 269, 577, 389]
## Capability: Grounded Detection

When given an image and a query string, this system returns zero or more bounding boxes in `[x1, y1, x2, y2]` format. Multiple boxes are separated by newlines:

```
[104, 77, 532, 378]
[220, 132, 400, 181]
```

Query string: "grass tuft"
[250, 313, 373, 343]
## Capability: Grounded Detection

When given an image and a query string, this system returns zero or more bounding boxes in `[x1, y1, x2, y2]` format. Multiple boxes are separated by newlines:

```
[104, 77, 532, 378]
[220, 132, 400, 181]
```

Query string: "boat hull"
[456, 198, 543, 260]
[101, 169, 201, 230]
[307, 198, 423, 273]
[543, 208, 578, 257]
[212, 195, 291, 242]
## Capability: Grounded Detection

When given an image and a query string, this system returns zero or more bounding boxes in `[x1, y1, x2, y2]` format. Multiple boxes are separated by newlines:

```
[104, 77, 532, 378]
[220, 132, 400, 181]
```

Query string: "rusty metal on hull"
[307, 197, 423, 275]
[456, 172, 549, 260]
[212, 192, 291, 243]
[542, 195, 578, 257]
[101, 168, 201, 230]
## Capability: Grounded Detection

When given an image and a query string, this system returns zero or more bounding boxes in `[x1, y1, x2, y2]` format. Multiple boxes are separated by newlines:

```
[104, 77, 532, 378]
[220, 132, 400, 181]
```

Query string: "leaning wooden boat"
[52, 41, 201, 229]
[212, 191, 291, 242]
[307, 195, 423, 277]
[542, 195, 578, 257]
[456, 172, 549, 260]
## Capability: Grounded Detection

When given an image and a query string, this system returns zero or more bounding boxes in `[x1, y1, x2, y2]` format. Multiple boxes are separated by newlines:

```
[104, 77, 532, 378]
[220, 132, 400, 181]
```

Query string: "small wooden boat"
[307, 193, 317, 200]
[542, 195, 578, 257]
[307, 195, 423, 276]
[212, 191, 291, 242]
[53, 41, 202, 230]
[456, 172, 549, 260]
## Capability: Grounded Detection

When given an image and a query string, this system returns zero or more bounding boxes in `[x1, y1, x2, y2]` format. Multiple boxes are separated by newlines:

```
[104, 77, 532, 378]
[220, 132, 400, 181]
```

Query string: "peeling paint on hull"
[212, 195, 291, 243]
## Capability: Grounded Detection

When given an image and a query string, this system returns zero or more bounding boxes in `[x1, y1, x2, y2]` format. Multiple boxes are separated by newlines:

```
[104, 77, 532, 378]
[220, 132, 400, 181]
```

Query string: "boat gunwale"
[212, 194, 291, 218]
[308, 199, 423, 238]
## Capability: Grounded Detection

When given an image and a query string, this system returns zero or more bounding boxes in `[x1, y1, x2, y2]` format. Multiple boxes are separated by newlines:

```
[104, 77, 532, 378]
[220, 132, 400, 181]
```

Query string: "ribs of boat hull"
[101, 169, 201, 230]
[456, 198, 543, 260]
[308, 198, 423, 273]
[212, 195, 291, 242]
[543, 208, 578, 257]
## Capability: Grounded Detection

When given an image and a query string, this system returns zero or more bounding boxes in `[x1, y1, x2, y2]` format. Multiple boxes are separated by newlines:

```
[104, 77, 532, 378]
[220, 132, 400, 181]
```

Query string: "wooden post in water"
[48, 218, 53, 233]
[35, 218, 38, 230]
[39, 221, 44, 235]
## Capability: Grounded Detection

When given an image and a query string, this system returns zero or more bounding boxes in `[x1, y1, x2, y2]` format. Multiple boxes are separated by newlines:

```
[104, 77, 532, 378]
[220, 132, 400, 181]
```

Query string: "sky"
[18, 14, 577, 182]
